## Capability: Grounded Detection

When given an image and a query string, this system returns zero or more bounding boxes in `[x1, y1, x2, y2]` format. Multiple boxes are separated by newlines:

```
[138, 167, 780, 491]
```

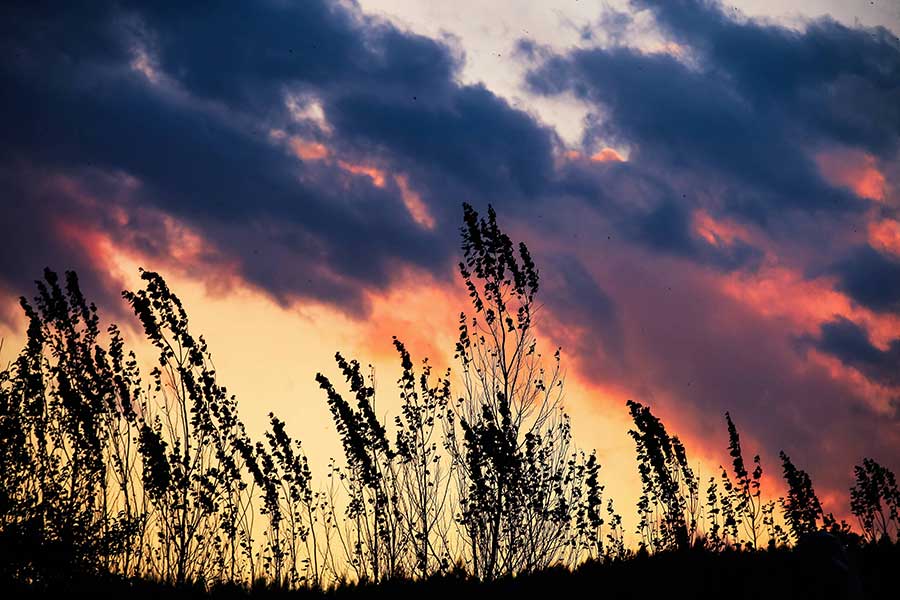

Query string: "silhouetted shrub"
[720, 412, 764, 549]
[0, 269, 142, 584]
[850, 458, 900, 543]
[778, 451, 823, 542]
[626, 400, 699, 553]
[123, 269, 266, 585]
[446, 204, 597, 578]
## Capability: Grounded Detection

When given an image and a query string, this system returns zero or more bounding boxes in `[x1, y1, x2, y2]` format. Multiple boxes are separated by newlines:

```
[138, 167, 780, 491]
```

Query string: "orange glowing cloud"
[130, 48, 161, 84]
[395, 174, 436, 230]
[337, 160, 387, 187]
[50, 174, 244, 300]
[290, 137, 330, 161]
[591, 148, 624, 163]
[816, 149, 886, 201]
[335, 161, 435, 229]
[52, 219, 134, 291]
[719, 263, 900, 350]
[651, 41, 686, 58]
[720, 265, 834, 329]
[869, 219, 900, 257]
[281, 136, 435, 229]
[693, 209, 751, 247]
[563, 148, 626, 163]
[806, 349, 899, 417]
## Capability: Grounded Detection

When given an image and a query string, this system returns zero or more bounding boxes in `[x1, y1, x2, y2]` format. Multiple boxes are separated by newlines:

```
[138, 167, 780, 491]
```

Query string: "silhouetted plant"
[626, 400, 699, 553]
[850, 458, 900, 543]
[317, 338, 461, 583]
[568, 451, 605, 560]
[0, 269, 144, 584]
[255, 412, 319, 587]
[445, 203, 583, 579]
[716, 467, 741, 547]
[123, 269, 261, 585]
[603, 498, 628, 561]
[778, 451, 823, 542]
[565, 452, 628, 563]
[761, 499, 787, 548]
[390, 338, 456, 577]
[720, 412, 763, 549]
[317, 353, 405, 582]
[704, 477, 726, 551]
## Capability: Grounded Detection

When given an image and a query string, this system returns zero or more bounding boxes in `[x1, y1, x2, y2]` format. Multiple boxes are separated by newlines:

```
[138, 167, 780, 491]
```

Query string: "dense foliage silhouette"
[0, 204, 897, 598]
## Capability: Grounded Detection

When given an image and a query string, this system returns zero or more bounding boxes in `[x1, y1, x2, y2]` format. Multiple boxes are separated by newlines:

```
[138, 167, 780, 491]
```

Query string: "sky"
[2, 0, 899, 525]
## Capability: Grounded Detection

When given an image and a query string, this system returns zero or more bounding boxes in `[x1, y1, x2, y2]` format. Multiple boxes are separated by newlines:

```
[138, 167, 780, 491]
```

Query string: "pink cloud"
[816, 149, 887, 202]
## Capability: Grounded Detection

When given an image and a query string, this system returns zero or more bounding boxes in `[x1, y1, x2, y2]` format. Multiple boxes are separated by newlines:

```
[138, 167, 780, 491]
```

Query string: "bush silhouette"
[850, 458, 900, 543]
[626, 400, 699, 552]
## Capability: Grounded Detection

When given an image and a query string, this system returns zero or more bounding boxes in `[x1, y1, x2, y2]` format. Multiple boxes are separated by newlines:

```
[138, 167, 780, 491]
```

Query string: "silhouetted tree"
[721, 412, 763, 548]
[0, 269, 142, 583]
[778, 451, 823, 542]
[445, 203, 582, 579]
[626, 400, 699, 553]
[317, 354, 402, 582]
[850, 458, 900, 543]
[124, 269, 261, 585]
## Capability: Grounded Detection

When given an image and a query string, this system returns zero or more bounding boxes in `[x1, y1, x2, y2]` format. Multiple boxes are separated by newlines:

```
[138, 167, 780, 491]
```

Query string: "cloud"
[0, 0, 557, 316]
[631, 199, 763, 270]
[549, 243, 900, 510]
[830, 245, 900, 315]
[523, 13, 898, 223]
[808, 316, 900, 387]
[0, 165, 144, 326]
[136, 2, 459, 113]
[541, 254, 624, 367]
[630, 0, 900, 157]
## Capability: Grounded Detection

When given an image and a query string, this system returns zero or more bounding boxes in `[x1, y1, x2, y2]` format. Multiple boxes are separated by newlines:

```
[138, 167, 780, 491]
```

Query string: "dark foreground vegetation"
[5, 542, 900, 599]
[1, 204, 898, 598]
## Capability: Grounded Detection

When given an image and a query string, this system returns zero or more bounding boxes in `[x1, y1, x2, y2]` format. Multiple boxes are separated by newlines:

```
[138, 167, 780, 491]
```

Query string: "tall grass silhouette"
[0, 204, 897, 598]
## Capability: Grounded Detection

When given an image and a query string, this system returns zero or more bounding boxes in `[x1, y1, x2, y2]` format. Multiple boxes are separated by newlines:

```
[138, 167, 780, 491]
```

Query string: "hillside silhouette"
[1, 204, 898, 599]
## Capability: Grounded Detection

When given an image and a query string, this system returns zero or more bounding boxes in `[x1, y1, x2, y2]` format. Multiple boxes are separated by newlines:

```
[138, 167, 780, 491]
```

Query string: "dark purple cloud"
[830, 245, 900, 315]
[631, 0, 900, 156]
[0, 0, 557, 316]
[808, 316, 900, 387]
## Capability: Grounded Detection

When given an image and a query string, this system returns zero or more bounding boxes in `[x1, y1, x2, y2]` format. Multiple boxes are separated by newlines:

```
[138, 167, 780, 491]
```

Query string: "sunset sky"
[2, 0, 899, 526]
